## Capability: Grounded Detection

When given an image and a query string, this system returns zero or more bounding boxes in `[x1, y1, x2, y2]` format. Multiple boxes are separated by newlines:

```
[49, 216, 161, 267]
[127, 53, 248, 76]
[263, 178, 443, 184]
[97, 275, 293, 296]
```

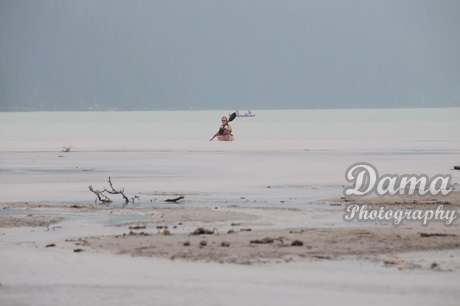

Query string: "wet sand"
[1, 194, 460, 306]
[2, 192, 459, 267]
[0, 215, 65, 228]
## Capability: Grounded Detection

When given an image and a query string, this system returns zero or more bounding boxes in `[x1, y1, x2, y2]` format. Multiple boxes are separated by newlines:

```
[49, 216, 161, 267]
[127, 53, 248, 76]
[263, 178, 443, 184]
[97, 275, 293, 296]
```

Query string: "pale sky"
[1, 0, 459, 111]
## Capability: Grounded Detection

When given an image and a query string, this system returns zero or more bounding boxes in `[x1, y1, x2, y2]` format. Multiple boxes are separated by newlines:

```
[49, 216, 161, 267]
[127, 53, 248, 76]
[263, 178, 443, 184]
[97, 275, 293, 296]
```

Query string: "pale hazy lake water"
[1, 109, 460, 306]
[0, 108, 459, 205]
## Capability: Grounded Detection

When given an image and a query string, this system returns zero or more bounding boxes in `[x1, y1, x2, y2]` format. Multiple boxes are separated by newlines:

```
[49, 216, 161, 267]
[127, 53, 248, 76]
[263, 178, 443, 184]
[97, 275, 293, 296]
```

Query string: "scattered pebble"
[291, 240, 303, 246]
[312, 255, 330, 260]
[191, 228, 216, 235]
[118, 231, 151, 237]
[159, 229, 170, 235]
[251, 238, 275, 244]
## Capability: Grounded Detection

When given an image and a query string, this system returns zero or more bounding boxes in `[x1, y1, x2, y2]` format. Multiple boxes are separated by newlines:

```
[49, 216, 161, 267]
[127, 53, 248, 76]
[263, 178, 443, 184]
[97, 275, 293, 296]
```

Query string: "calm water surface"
[0, 108, 459, 204]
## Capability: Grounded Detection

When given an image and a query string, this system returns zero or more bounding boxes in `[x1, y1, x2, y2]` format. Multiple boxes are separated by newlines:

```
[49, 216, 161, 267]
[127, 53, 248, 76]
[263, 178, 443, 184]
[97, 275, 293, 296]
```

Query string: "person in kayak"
[219, 116, 232, 135]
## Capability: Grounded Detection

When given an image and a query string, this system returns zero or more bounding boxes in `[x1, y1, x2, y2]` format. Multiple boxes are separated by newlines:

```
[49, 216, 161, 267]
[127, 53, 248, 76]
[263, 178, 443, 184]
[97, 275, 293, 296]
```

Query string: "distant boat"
[232, 110, 255, 117]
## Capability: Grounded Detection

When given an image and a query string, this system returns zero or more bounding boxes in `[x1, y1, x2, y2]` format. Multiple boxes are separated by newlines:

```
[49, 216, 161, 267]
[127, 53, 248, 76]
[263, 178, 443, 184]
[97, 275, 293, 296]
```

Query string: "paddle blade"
[228, 112, 237, 122]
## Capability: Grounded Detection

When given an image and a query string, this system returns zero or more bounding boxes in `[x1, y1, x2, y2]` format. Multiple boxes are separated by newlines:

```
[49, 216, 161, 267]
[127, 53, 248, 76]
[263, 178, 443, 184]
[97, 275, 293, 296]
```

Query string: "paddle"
[210, 112, 237, 141]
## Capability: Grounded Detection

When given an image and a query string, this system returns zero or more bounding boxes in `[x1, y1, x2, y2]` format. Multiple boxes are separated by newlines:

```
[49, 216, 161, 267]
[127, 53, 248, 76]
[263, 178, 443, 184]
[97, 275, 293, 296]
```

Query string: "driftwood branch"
[88, 177, 130, 204]
[165, 196, 184, 203]
[88, 185, 112, 204]
[104, 176, 129, 203]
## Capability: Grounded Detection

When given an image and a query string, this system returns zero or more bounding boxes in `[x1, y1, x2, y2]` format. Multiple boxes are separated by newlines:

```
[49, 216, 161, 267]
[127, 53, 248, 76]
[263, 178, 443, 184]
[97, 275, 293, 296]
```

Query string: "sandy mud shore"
[2, 192, 459, 268]
[2, 193, 460, 306]
[83, 222, 460, 266]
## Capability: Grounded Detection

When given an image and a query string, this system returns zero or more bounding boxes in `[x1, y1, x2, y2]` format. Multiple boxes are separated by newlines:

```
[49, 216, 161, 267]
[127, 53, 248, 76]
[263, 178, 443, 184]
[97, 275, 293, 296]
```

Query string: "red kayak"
[217, 134, 234, 141]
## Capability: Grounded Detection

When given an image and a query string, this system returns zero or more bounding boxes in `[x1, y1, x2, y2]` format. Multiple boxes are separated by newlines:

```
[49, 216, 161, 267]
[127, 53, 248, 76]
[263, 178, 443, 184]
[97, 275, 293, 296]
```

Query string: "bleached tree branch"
[104, 176, 129, 203]
[88, 185, 112, 204]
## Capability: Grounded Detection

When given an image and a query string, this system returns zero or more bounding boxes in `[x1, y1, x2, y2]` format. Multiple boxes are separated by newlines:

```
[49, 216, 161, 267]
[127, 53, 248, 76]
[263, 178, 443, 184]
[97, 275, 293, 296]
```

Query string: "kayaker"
[219, 116, 232, 135]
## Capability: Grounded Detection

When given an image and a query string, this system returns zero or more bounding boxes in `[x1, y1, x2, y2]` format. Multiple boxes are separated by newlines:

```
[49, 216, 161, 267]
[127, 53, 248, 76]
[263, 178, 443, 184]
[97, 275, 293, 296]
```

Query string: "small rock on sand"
[251, 238, 275, 244]
[291, 240, 303, 246]
[191, 228, 215, 235]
